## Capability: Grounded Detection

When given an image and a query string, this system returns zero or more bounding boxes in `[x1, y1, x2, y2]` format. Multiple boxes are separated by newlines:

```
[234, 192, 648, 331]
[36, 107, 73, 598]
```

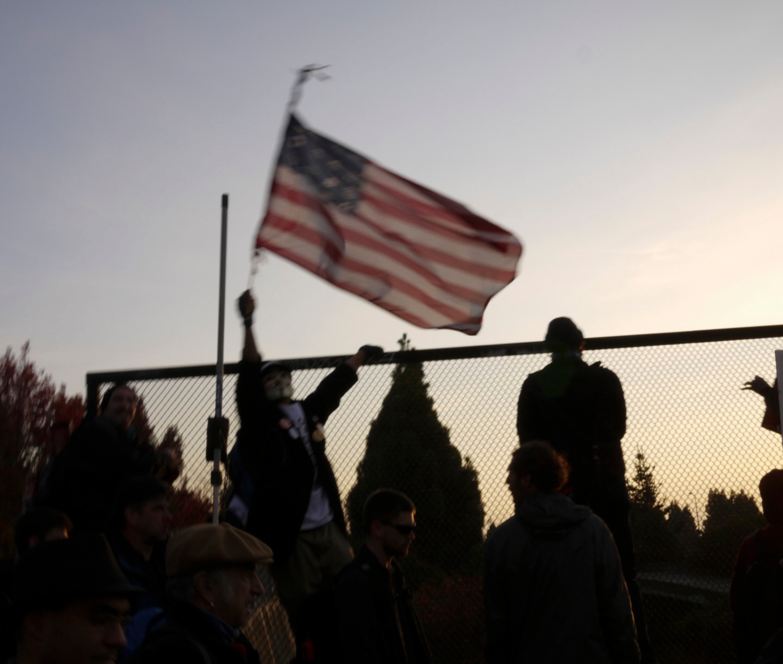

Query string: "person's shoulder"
[486, 516, 527, 548]
[573, 361, 622, 396]
[586, 361, 621, 381]
[585, 510, 606, 528]
[519, 368, 548, 396]
[337, 547, 380, 583]
[584, 512, 619, 545]
[523, 365, 548, 382]
[346, 546, 378, 571]
[746, 525, 783, 558]
[64, 416, 116, 453]
[335, 553, 377, 605]
[131, 621, 211, 663]
[490, 515, 520, 533]
[69, 416, 101, 438]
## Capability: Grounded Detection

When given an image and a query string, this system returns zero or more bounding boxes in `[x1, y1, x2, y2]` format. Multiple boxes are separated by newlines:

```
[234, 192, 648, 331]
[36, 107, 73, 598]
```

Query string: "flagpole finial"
[287, 64, 330, 113]
[248, 246, 265, 289]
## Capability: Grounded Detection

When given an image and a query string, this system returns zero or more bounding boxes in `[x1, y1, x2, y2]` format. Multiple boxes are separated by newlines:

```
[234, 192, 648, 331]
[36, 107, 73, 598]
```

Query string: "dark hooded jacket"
[40, 417, 158, 533]
[517, 354, 627, 498]
[334, 545, 431, 664]
[231, 359, 357, 562]
[484, 492, 639, 664]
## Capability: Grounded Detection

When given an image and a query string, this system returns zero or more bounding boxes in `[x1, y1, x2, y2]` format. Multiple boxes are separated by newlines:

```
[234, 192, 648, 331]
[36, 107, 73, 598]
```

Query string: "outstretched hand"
[743, 375, 772, 396]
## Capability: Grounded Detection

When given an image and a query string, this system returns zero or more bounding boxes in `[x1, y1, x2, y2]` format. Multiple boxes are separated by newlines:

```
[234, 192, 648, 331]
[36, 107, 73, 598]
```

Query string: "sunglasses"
[383, 522, 417, 535]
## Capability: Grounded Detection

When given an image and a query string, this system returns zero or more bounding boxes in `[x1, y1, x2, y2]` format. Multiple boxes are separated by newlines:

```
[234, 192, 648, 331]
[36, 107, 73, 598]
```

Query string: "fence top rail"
[86, 323, 783, 385]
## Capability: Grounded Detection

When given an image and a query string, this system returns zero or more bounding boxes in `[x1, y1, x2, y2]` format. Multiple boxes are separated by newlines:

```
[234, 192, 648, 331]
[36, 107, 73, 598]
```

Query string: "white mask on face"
[264, 373, 293, 401]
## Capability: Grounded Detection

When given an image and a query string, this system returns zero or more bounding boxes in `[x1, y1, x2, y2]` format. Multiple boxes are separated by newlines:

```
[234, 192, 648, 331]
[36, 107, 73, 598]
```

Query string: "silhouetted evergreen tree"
[628, 451, 663, 510]
[628, 450, 678, 566]
[696, 489, 764, 576]
[665, 500, 699, 563]
[346, 334, 484, 575]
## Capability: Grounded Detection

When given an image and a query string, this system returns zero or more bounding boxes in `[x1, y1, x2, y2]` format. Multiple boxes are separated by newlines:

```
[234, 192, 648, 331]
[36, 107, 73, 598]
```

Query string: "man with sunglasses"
[334, 489, 431, 664]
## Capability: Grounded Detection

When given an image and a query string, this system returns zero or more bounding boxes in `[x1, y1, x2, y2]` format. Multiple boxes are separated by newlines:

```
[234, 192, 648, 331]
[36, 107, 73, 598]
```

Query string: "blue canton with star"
[280, 115, 367, 213]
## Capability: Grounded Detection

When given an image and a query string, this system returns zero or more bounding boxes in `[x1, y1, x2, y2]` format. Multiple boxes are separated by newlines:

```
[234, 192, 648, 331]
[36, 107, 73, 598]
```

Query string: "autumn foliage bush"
[414, 574, 485, 664]
[0, 343, 83, 557]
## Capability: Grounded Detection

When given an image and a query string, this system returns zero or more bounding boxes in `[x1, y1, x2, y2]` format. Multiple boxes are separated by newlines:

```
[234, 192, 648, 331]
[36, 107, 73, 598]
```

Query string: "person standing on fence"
[516, 316, 652, 662]
[485, 442, 639, 664]
[229, 289, 382, 660]
[334, 489, 431, 664]
[730, 469, 783, 664]
[38, 383, 182, 533]
[128, 523, 271, 664]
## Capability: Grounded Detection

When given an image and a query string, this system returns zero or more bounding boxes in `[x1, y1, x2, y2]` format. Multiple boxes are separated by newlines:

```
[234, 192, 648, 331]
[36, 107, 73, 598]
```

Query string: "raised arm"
[236, 291, 265, 429]
[238, 290, 261, 363]
[304, 345, 383, 422]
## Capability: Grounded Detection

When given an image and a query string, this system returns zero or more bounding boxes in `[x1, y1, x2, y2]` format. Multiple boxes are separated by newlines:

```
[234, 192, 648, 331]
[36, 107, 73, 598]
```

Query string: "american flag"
[255, 114, 522, 335]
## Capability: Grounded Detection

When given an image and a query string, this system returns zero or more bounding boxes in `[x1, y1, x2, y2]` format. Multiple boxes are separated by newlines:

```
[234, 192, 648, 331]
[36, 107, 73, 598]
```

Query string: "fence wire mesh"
[88, 326, 783, 664]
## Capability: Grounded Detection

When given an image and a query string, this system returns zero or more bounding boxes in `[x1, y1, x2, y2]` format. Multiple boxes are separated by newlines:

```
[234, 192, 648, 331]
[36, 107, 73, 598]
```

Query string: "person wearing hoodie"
[484, 441, 639, 664]
[517, 317, 653, 663]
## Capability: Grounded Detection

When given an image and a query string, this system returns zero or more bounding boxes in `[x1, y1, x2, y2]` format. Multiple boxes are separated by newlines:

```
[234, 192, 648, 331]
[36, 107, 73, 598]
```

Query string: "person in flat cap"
[128, 523, 272, 664]
[228, 290, 382, 658]
[516, 317, 653, 662]
[10, 534, 137, 664]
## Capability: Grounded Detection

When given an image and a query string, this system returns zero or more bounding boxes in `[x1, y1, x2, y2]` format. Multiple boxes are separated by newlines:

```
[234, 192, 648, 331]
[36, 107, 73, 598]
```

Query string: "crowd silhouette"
[2, 303, 781, 664]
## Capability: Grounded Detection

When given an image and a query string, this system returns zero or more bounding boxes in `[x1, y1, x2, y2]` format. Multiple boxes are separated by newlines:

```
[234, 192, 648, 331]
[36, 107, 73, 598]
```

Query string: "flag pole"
[288, 63, 329, 113]
[208, 194, 230, 524]
[248, 64, 329, 289]
[776, 350, 783, 447]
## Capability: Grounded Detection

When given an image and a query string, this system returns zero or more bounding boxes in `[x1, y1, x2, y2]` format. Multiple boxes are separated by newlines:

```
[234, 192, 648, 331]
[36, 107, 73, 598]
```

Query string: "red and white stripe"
[257, 163, 522, 334]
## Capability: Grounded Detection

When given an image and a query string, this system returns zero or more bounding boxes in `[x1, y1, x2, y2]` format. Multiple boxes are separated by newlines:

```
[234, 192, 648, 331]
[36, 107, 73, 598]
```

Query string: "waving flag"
[255, 114, 522, 335]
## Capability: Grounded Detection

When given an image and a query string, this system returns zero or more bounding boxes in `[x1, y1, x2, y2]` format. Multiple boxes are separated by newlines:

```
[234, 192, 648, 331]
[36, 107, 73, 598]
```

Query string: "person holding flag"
[228, 289, 381, 660]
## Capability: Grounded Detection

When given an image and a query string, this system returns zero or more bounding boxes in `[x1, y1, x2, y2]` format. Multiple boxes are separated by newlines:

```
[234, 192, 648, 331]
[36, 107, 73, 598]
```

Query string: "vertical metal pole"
[212, 194, 229, 524]
[776, 350, 783, 446]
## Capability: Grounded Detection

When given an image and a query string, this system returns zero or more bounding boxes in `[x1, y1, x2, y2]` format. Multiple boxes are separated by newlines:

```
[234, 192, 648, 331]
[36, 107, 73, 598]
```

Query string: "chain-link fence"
[87, 324, 783, 664]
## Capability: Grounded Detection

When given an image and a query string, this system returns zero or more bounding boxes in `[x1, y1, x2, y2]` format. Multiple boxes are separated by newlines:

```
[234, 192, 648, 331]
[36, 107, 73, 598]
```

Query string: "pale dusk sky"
[2, 2, 782, 395]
